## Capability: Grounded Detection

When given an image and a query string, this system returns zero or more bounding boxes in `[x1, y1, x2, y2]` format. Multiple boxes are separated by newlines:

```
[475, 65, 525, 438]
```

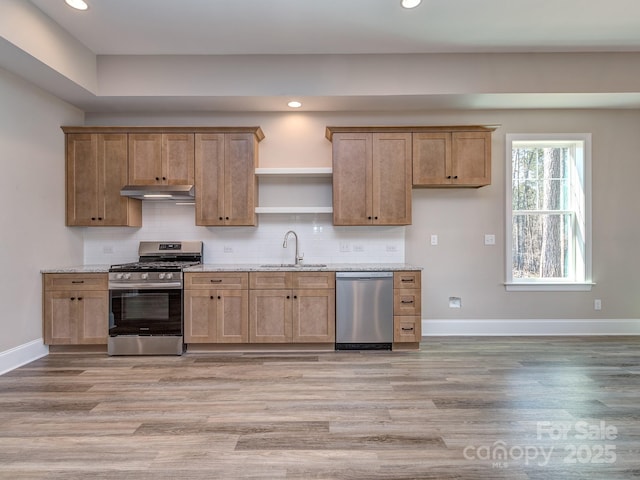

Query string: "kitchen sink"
[260, 263, 327, 268]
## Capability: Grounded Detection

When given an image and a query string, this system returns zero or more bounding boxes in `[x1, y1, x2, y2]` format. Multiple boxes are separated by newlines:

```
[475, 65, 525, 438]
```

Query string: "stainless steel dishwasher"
[336, 271, 394, 350]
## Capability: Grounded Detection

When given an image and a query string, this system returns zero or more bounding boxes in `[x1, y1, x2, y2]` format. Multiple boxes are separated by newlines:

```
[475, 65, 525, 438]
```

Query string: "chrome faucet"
[283, 230, 304, 265]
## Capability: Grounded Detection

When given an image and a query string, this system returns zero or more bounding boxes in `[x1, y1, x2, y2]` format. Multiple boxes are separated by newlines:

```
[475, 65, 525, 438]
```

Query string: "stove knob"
[159, 273, 165, 280]
[124, 273, 131, 280]
[166, 273, 173, 280]
[116, 273, 124, 280]
[141, 273, 149, 280]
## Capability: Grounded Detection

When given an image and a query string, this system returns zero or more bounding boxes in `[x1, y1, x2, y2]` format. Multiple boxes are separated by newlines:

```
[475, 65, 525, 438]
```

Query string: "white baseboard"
[422, 318, 640, 336]
[0, 339, 49, 376]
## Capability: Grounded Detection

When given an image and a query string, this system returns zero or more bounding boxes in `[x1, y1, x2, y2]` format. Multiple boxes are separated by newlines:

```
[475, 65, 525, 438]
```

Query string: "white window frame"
[505, 133, 593, 292]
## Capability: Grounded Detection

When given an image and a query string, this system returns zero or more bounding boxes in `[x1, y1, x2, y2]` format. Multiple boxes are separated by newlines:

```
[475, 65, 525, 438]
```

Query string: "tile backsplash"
[83, 202, 405, 265]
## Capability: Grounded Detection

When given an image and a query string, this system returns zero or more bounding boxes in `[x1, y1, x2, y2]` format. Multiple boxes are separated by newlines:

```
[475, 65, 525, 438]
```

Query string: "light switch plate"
[430, 234, 438, 246]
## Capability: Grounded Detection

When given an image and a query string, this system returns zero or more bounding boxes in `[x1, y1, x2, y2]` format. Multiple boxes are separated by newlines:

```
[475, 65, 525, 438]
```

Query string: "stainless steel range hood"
[120, 184, 195, 201]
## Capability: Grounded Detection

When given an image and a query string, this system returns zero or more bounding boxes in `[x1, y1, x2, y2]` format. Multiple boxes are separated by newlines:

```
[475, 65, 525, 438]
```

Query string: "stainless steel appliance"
[335, 271, 394, 350]
[108, 241, 203, 356]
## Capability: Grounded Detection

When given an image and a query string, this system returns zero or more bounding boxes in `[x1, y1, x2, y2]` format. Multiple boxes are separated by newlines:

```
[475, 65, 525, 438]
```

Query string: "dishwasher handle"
[336, 271, 393, 279]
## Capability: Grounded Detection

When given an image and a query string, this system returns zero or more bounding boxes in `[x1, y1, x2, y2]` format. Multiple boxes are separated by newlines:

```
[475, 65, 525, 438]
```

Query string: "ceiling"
[29, 0, 640, 55]
[10, 0, 640, 112]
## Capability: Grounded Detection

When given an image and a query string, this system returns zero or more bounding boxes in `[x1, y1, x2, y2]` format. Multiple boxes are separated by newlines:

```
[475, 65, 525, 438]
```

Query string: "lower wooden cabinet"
[393, 271, 422, 345]
[42, 273, 108, 345]
[184, 273, 249, 343]
[249, 272, 335, 344]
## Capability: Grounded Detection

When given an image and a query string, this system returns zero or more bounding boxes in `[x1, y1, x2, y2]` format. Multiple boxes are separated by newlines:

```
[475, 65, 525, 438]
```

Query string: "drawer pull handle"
[401, 327, 414, 331]
[210, 279, 222, 283]
[401, 300, 414, 304]
[71, 280, 84, 284]
[401, 278, 414, 283]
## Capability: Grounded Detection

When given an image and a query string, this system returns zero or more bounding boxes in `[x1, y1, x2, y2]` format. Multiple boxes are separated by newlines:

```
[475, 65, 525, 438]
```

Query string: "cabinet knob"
[77, 297, 83, 301]
[91, 217, 96, 221]
[219, 217, 223, 221]
[447, 175, 452, 179]
[98, 217, 103, 221]
[374, 216, 378, 220]
[217, 296, 221, 300]
[453, 175, 458, 179]
[286, 295, 290, 299]
[225, 217, 229, 220]
[155, 177, 160, 181]
[293, 295, 297, 299]
[368, 216, 372, 220]
[162, 177, 166, 181]
[210, 295, 214, 299]
[70, 297, 75, 300]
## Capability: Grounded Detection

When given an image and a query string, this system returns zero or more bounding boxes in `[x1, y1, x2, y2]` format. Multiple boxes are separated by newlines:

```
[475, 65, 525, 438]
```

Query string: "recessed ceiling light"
[287, 101, 302, 108]
[401, 0, 422, 8]
[65, 0, 89, 11]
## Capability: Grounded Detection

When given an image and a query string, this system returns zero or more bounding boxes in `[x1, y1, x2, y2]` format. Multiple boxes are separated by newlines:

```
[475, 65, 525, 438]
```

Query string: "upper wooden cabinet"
[328, 129, 412, 226]
[412, 128, 494, 187]
[65, 132, 141, 227]
[195, 131, 261, 226]
[128, 133, 195, 185]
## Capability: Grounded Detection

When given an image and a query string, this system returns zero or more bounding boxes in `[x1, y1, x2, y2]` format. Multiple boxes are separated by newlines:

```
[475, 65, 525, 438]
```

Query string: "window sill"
[505, 282, 595, 292]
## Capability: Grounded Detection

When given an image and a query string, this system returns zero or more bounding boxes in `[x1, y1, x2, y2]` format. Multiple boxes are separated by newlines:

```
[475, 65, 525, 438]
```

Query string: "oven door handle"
[109, 282, 183, 290]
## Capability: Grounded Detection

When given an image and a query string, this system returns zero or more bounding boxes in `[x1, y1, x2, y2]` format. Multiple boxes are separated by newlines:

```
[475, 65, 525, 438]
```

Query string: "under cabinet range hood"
[120, 184, 195, 201]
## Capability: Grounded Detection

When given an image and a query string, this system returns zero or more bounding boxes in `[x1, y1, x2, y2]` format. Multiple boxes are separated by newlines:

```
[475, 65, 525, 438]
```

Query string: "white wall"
[0, 67, 84, 353]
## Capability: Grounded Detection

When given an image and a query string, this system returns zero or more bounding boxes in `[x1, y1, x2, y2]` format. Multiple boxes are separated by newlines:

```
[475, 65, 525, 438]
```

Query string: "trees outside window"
[506, 134, 591, 290]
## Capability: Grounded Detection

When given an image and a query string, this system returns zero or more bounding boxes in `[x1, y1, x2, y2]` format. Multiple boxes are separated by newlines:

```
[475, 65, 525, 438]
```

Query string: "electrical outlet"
[223, 246, 233, 253]
[594, 299, 602, 311]
[353, 244, 364, 252]
[386, 245, 398, 252]
[339, 242, 351, 253]
[449, 297, 462, 308]
[102, 246, 114, 254]
[484, 234, 496, 245]
[430, 234, 438, 246]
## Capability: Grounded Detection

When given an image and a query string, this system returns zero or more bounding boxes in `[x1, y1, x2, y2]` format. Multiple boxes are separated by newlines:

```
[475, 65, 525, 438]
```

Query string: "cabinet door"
[249, 290, 292, 343]
[224, 133, 257, 226]
[99, 134, 140, 226]
[76, 290, 108, 344]
[452, 132, 491, 186]
[44, 291, 77, 344]
[217, 289, 249, 343]
[163, 133, 194, 185]
[195, 133, 225, 225]
[332, 133, 372, 225]
[412, 132, 452, 186]
[66, 133, 99, 225]
[292, 289, 335, 343]
[184, 289, 217, 342]
[128, 134, 163, 184]
[372, 133, 412, 225]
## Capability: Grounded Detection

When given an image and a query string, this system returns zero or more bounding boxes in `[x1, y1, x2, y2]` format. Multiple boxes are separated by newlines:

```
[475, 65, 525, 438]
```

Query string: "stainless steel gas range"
[108, 241, 203, 356]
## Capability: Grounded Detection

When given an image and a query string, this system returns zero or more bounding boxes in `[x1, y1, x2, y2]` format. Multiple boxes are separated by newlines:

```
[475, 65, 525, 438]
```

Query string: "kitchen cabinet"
[42, 273, 108, 345]
[328, 130, 412, 226]
[65, 132, 141, 227]
[249, 271, 335, 344]
[412, 130, 493, 187]
[128, 133, 195, 185]
[184, 272, 249, 343]
[195, 132, 260, 226]
[393, 271, 422, 345]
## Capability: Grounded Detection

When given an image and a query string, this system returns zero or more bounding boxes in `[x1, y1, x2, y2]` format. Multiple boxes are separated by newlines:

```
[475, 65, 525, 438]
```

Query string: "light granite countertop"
[185, 263, 422, 272]
[41, 265, 111, 274]
[41, 263, 422, 274]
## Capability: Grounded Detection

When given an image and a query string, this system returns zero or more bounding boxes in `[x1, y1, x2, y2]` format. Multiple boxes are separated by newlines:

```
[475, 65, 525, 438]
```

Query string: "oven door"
[109, 286, 182, 336]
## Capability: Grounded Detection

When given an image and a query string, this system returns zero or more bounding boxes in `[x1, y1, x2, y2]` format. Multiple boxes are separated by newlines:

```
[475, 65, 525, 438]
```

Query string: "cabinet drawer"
[292, 272, 335, 289]
[393, 271, 421, 289]
[249, 272, 293, 289]
[393, 289, 421, 316]
[43, 273, 107, 291]
[185, 272, 248, 290]
[394, 316, 422, 342]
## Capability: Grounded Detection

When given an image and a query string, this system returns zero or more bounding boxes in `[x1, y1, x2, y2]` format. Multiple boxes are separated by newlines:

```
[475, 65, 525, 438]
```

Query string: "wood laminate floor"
[1, 337, 639, 479]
